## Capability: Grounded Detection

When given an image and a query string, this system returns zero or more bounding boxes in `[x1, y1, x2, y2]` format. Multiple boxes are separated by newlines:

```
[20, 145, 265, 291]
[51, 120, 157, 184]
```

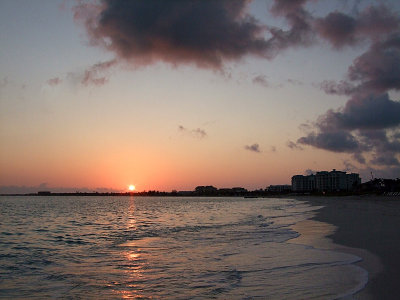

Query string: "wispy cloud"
[0, 77, 8, 88]
[178, 125, 207, 139]
[286, 140, 303, 151]
[51, 59, 117, 88]
[318, 80, 356, 96]
[252, 75, 270, 87]
[81, 59, 117, 86]
[287, 78, 303, 85]
[47, 77, 62, 86]
[245, 143, 261, 153]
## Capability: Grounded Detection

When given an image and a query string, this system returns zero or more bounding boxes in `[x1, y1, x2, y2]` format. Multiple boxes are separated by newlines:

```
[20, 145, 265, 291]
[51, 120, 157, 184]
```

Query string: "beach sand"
[291, 196, 400, 299]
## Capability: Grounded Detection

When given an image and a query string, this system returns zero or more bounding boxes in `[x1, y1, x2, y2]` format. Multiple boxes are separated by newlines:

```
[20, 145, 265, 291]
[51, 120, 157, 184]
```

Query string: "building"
[291, 175, 316, 192]
[267, 185, 292, 193]
[346, 173, 362, 190]
[292, 169, 360, 193]
[315, 170, 347, 192]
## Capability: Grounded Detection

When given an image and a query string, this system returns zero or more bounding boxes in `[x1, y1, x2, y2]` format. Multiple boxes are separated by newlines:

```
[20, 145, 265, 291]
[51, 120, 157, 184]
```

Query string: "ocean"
[0, 196, 367, 299]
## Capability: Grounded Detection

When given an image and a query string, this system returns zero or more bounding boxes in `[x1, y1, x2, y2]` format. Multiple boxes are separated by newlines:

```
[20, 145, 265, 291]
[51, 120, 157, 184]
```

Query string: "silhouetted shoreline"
[1, 191, 399, 199]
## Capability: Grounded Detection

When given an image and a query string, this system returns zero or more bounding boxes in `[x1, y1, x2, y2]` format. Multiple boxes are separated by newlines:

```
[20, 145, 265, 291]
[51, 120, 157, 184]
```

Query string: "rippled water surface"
[0, 196, 366, 299]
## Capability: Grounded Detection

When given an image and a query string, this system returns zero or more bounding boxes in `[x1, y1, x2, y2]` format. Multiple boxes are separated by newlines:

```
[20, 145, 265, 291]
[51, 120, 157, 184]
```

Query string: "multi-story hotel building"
[292, 169, 360, 192]
[291, 175, 316, 192]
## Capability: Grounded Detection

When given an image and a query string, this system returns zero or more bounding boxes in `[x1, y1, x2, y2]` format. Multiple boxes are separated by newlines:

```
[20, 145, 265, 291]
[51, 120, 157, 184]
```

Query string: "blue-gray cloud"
[298, 131, 360, 153]
[298, 3, 400, 172]
[298, 95, 400, 168]
[317, 93, 400, 131]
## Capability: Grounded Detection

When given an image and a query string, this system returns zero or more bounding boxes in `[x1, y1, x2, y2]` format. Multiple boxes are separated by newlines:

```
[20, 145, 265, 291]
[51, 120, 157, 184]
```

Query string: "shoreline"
[289, 215, 380, 299]
[292, 196, 400, 300]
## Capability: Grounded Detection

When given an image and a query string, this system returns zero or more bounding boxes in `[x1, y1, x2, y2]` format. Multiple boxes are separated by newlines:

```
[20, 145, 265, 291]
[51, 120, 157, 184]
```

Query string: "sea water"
[0, 196, 367, 299]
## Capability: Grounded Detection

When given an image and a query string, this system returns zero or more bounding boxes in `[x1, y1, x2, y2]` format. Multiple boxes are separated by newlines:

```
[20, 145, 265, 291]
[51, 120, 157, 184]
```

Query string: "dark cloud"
[270, 0, 308, 16]
[252, 75, 269, 87]
[359, 129, 400, 152]
[178, 125, 207, 139]
[315, 12, 357, 48]
[320, 20, 400, 95]
[317, 93, 400, 131]
[297, 131, 360, 152]
[315, 5, 399, 49]
[352, 153, 366, 164]
[356, 5, 399, 38]
[363, 166, 400, 179]
[73, 0, 320, 70]
[73, 1, 400, 80]
[370, 155, 400, 166]
[348, 34, 400, 93]
[245, 143, 261, 153]
[298, 99, 400, 168]
[75, 0, 271, 70]
[300, 3, 400, 174]
[358, 129, 400, 167]
[266, 0, 314, 58]
[47, 77, 62, 86]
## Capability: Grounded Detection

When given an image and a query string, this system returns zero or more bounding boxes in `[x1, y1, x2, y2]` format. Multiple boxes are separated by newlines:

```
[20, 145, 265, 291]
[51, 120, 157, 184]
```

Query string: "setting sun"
[128, 185, 135, 191]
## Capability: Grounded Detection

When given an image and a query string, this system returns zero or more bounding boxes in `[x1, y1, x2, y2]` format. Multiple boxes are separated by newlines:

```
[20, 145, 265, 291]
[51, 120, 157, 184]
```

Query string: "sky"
[1, 0, 400, 193]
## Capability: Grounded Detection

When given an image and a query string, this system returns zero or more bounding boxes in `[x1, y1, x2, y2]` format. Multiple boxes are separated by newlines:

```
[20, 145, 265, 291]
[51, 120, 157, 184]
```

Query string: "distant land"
[2, 178, 399, 198]
[2, 170, 399, 198]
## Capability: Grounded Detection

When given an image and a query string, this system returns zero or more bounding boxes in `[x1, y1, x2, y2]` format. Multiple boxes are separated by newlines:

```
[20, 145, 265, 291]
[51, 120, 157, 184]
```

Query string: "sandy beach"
[292, 196, 400, 299]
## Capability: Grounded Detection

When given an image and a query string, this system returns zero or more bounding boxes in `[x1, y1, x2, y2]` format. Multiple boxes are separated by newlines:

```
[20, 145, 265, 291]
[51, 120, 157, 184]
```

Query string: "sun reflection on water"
[110, 245, 147, 298]
[110, 197, 150, 299]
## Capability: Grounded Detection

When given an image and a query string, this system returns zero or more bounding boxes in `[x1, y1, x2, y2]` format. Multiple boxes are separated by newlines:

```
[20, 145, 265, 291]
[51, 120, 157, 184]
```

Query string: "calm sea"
[0, 196, 366, 299]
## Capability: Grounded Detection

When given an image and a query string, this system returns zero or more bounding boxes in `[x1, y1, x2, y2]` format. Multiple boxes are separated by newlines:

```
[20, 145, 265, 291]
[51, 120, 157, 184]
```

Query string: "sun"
[128, 185, 135, 191]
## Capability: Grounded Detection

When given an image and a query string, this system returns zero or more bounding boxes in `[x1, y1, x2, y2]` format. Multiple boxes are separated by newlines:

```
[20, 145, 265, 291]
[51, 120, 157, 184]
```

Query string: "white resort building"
[292, 169, 361, 192]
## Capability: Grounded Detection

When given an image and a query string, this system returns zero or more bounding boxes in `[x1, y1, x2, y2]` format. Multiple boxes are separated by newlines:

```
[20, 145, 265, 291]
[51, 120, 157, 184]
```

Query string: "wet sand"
[293, 195, 400, 299]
